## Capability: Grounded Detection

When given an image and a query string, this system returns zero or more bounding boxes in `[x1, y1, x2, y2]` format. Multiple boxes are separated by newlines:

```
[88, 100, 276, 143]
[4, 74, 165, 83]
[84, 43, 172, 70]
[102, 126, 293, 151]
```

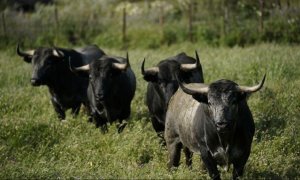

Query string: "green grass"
[0, 43, 299, 179]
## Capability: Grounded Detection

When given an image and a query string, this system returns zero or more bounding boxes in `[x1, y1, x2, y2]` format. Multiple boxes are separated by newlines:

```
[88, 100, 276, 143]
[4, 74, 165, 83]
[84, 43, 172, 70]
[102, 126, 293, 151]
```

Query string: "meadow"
[0, 43, 299, 179]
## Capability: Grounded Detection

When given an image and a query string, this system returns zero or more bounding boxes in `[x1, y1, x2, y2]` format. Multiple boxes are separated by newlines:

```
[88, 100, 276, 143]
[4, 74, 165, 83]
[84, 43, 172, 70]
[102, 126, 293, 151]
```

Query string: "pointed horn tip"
[141, 58, 146, 74]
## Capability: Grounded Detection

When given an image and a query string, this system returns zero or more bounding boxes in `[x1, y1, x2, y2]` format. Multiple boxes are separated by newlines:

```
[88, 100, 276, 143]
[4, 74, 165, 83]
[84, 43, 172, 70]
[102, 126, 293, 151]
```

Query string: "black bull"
[141, 52, 204, 137]
[70, 53, 136, 132]
[165, 75, 266, 180]
[17, 44, 105, 119]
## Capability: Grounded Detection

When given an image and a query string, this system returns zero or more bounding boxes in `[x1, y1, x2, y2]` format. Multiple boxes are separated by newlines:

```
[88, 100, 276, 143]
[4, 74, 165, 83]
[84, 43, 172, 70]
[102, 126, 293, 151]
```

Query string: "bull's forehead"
[32, 48, 53, 62]
[90, 60, 111, 74]
[208, 80, 239, 103]
[157, 60, 180, 80]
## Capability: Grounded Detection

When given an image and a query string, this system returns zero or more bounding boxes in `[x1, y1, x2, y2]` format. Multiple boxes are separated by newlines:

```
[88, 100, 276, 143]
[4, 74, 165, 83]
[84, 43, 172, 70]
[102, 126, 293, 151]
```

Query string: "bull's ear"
[23, 56, 32, 63]
[192, 94, 208, 104]
[237, 91, 248, 102]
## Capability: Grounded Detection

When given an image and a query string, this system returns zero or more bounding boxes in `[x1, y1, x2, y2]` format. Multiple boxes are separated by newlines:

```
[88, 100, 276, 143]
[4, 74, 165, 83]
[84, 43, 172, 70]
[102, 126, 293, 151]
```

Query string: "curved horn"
[141, 58, 159, 75]
[16, 43, 34, 57]
[112, 61, 128, 70]
[180, 50, 200, 71]
[73, 64, 90, 72]
[52, 48, 64, 58]
[177, 75, 209, 95]
[238, 74, 266, 93]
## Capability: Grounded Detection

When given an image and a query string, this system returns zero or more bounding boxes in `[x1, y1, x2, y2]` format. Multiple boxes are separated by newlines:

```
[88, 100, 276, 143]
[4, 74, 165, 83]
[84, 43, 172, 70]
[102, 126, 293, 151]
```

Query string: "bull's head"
[178, 74, 266, 133]
[70, 53, 129, 104]
[141, 51, 201, 108]
[17, 44, 64, 86]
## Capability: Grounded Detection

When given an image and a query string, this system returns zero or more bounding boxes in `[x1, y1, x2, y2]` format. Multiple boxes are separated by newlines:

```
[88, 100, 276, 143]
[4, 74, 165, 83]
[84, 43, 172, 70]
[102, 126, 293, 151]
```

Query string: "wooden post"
[2, 12, 7, 43]
[159, 3, 164, 38]
[122, 7, 127, 49]
[188, 1, 193, 42]
[54, 5, 59, 43]
[259, 0, 264, 34]
[277, 0, 281, 9]
[54, 5, 59, 28]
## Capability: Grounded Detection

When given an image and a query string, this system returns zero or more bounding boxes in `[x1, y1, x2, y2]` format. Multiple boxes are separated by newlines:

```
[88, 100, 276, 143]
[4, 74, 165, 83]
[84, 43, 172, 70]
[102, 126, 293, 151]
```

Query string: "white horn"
[238, 74, 266, 93]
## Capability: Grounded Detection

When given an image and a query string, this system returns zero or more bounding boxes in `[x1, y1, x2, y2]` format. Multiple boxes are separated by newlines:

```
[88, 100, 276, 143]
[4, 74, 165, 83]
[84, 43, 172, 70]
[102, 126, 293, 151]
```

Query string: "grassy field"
[0, 43, 299, 179]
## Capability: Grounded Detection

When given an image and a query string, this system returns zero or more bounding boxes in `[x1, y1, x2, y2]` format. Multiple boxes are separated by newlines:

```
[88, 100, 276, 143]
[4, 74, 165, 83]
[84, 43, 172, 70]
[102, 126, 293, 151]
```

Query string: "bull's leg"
[93, 113, 108, 133]
[83, 103, 93, 122]
[232, 150, 250, 180]
[232, 165, 245, 180]
[51, 98, 65, 120]
[150, 116, 166, 145]
[184, 147, 193, 168]
[117, 106, 130, 133]
[199, 148, 220, 180]
[71, 103, 81, 117]
[167, 140, 182, 169]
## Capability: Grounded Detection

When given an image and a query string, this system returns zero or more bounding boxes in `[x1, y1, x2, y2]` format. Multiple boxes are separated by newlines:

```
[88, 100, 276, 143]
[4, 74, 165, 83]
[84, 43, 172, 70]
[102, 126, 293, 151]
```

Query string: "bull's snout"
[216, 121, 231, 132]
[30, 78, 42, 86]
[95, 94, 105, 102]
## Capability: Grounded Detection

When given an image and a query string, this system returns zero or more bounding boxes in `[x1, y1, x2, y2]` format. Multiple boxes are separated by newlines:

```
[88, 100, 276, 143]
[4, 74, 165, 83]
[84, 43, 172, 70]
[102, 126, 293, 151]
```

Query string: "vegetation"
[0, 43, 299, 179]
[0, 0, 300, 49]
[0, 0, 299, 179]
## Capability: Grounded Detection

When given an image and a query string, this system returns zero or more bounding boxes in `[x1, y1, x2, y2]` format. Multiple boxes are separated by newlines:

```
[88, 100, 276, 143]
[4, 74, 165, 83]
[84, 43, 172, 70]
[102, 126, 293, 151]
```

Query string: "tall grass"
[0, 43, 299, 179]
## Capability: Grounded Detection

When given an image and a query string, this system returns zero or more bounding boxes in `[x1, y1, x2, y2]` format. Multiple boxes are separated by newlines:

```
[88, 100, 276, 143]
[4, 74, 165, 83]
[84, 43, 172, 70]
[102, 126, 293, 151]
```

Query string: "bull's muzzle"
[30, 78, 42, 86]
[216, 121, 231, 133]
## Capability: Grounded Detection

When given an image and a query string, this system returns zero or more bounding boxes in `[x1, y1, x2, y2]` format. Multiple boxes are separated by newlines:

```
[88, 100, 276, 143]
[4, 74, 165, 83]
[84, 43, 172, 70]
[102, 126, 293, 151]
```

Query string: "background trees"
[0, 0, 299, 48]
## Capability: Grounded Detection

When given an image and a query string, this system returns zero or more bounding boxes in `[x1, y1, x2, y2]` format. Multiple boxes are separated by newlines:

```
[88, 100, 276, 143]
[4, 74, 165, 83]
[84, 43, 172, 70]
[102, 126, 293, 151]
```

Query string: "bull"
[165, 75, 266, 179]
[17, 44, 105, 119]
[141, 51, 204, 138]
[70, 53, 136, 132]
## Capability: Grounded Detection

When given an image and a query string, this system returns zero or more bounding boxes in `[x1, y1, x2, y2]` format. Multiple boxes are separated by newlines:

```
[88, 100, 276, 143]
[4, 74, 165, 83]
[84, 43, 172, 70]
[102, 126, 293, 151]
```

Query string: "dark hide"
[75, 55, 136, 132]
[142, 52, 204, 137]
[17, 44, 105, 119]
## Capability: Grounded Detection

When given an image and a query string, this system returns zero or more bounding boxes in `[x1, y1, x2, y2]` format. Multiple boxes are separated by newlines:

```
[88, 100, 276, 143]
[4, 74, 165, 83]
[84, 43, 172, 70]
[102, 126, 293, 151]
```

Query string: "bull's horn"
[52, 48, 64, 58]
[112, 61, 127, 70]
[73, 64, 90, 71]
[16, 43, 34, 57]
[238, 74, 266, 93]
[177, 75, 209, 95]
[180, 50, 200, 71]
[141, 58, 159, 75]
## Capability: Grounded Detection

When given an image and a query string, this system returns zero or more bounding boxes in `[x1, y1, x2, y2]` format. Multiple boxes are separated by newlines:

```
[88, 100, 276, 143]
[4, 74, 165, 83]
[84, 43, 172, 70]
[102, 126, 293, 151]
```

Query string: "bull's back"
[78, 45, 105, 64]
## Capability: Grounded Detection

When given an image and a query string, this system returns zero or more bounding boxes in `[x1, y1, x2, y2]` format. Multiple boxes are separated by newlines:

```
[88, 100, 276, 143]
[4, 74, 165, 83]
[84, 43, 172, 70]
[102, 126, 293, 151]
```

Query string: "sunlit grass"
[0, 43, 299, 179]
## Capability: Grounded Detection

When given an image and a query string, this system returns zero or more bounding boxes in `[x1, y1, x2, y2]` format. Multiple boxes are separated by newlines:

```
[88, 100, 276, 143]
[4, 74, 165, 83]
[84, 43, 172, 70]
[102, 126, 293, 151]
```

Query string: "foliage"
[0, 44, 299, 179]
[0, 0, 300, 49]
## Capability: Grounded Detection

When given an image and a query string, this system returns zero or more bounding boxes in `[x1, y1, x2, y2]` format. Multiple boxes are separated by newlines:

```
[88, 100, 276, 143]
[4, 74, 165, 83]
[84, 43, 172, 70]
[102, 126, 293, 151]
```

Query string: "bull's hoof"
[99, 124, 108, 134]
[117, 121, 127, 133]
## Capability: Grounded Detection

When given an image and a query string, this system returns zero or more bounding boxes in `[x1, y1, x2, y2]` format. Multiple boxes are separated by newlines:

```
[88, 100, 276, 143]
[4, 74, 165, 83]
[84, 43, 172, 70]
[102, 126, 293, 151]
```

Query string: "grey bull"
[165, 75, 266, 179]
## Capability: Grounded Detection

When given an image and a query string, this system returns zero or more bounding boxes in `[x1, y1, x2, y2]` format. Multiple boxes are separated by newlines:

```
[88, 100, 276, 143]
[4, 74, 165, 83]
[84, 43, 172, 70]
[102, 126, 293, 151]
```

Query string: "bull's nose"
[96, 94, 104, 102]
[216, 121, 230, 131]
[30, 78, 41, 86]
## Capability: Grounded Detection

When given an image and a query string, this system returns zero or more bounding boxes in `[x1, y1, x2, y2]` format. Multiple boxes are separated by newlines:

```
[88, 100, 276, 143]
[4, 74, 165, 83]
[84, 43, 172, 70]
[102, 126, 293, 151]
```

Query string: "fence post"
[54, 5, 59, 43]
[188, 1, 194, 42]
[259, 0, 264, 34]
[122, 7, 127, 49]
[2, 12, 7, 44]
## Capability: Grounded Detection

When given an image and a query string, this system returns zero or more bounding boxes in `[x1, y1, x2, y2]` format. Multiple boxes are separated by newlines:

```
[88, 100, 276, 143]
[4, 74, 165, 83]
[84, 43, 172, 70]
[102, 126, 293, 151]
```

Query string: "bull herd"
[16, 44, 265, 180]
